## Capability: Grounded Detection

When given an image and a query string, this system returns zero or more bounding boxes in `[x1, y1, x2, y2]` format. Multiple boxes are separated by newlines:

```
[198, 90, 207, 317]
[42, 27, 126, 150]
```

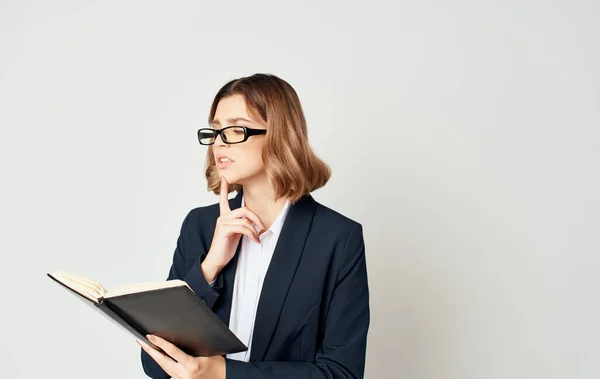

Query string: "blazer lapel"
[214, 190, 244, 327]
[250, 194, 317, 361]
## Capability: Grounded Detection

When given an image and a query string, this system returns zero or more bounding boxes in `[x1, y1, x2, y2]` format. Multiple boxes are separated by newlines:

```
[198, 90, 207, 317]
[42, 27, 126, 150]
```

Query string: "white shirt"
[226, 195, 292, 362]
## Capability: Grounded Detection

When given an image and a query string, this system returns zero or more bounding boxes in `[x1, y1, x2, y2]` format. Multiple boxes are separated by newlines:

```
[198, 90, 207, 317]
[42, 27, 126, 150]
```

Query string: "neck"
[241, 181, 288, 232]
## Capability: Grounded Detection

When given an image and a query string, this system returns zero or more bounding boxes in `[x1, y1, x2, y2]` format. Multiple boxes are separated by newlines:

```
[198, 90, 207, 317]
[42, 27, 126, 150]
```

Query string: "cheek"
[237, 144, 265, 170]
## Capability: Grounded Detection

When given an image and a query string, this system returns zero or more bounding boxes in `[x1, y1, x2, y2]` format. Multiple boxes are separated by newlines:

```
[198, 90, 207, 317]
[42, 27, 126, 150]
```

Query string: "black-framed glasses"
[197, 126, 267, 145]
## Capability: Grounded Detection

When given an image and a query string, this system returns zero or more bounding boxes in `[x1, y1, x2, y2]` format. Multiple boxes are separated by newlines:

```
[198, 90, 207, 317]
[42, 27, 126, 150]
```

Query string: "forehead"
[214, 94, 247, 117]
[212, 94, 259, 125]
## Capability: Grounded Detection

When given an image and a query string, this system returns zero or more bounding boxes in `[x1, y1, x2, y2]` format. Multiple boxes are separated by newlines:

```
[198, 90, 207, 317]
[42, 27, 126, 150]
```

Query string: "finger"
[147, 334, 193, 367]
[225, 207, 265, 230]
[137, 339, 178, 377]
[223, 223, 260, 243]
[221, 218, 256, 229]
[222, 223, 260, 243]
[221, 218, 260, 240]
[219, 176, 231, 214]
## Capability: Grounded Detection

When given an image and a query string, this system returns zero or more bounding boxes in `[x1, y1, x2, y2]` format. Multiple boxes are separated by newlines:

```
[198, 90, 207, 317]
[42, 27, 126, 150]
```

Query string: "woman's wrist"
[201, 255, 223, 284]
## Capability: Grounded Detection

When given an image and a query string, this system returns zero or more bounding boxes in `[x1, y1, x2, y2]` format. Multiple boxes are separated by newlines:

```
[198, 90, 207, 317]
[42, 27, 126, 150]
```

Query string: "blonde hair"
[205, 73, 331, 203]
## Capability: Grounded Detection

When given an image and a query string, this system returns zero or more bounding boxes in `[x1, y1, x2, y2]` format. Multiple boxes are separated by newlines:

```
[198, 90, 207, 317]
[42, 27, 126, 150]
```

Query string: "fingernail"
[146, 334, 153, 341]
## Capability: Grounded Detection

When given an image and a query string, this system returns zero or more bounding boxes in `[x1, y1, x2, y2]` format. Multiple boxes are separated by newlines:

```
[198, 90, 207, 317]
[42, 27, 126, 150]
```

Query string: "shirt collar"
[241, 195, 291, 238]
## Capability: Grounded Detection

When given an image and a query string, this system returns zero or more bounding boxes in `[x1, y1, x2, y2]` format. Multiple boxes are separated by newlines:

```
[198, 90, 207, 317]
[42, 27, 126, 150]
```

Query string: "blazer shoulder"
[311, 199, 366, 275]
[312, 199, 362, 235]
[186, 202, 219, 218]
[179, 202, 220, 231]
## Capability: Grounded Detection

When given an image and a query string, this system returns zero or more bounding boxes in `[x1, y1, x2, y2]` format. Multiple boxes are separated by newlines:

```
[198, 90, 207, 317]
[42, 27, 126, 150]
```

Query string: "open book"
[47, 271, 247, 357]
[49, 271, 191, 303]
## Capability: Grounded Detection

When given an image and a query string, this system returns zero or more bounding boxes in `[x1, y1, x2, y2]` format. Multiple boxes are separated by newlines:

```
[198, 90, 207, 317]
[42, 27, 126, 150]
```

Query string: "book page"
[105, 279, 191, 298]
[49, 271, 107, 303]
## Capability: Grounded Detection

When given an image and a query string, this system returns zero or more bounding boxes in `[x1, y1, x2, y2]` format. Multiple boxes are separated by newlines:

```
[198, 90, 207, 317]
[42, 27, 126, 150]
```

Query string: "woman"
[139, 73, 370, 379]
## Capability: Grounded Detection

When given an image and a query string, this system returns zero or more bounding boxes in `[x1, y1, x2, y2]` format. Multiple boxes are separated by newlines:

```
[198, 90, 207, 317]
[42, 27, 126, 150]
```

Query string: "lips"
[215, 154, 234, 169]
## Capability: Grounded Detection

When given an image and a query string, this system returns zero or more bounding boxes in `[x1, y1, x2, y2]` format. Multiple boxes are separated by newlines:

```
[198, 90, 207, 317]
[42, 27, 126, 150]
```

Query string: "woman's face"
[211, 94, 267, 186]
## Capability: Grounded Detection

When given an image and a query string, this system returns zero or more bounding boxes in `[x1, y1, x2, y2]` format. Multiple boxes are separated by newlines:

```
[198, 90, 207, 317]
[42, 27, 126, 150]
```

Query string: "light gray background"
[1, 1, 599, 378]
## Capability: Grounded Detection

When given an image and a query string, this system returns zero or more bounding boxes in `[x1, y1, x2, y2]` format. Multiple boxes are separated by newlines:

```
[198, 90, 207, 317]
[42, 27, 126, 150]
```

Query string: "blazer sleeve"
[140, 208, 224, 379]
[225, 223, 370, 379]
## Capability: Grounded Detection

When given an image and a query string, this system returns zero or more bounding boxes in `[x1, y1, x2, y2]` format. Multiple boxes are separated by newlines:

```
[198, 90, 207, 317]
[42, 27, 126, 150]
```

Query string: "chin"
[220, 171, 244, 186]
[219, 167, 264, 188]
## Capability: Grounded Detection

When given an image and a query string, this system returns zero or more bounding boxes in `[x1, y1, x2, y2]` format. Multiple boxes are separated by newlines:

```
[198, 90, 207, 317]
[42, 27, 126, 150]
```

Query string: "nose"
[214, 132, 227, 147]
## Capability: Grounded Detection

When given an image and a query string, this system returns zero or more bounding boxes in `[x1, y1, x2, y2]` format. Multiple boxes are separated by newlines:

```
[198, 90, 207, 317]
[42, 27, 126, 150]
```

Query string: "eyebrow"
[210, 117, 254, 126]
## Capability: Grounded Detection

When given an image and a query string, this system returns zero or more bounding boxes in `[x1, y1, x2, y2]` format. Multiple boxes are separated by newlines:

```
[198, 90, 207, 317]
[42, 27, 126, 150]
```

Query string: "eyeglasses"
[197, 126, 267, 145]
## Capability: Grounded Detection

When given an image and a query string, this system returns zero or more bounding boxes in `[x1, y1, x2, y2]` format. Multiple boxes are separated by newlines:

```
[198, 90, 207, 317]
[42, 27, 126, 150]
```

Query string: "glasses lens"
[222, 126, 246, 143]
[198, 129, 216, 145]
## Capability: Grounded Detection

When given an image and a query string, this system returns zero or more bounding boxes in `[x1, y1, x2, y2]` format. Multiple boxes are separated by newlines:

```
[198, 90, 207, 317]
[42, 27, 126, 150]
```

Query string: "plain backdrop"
[1, 1, 599, 378]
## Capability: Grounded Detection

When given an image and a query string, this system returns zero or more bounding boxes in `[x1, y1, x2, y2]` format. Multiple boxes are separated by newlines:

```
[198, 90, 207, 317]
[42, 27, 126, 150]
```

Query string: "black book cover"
[47, 274, 247, 357]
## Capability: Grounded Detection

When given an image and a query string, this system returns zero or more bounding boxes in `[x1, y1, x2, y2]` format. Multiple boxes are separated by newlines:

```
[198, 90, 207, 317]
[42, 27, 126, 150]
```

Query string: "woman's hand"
[201, 176, 265, 283]
[138, 335, 225, 379]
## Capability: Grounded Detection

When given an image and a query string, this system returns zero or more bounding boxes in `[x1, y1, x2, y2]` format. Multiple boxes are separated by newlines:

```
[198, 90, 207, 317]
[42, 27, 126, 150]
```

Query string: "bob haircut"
[205, 73, 331, 203]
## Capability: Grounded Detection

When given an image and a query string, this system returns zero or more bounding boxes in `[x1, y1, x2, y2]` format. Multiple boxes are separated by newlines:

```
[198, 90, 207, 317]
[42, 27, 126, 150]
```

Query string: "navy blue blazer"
[141, 190, 370, 379]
